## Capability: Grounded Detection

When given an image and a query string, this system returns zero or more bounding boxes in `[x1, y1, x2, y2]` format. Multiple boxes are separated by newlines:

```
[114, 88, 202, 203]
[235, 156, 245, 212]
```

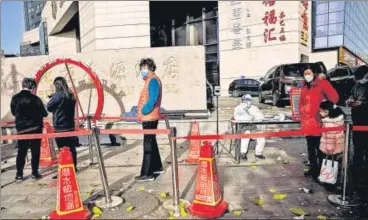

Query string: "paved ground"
[0, 98, 354, 219]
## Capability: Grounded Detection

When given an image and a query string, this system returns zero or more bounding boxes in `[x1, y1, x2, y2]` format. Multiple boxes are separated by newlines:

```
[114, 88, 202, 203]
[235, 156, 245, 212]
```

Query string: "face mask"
[141, 69, 149, 79]
[304, 75, 314, 83]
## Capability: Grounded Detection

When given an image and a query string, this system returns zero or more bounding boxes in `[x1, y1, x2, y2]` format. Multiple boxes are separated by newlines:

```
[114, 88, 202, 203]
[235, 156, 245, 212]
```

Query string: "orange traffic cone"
[185, 121, 201, 164]
[49, 147, 91, 219]
[188, 141, 228, 218]
[40, 122, 57, 167]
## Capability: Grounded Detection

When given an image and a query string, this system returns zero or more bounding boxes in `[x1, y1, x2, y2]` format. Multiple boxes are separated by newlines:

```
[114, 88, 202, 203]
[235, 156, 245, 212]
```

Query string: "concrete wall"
[48, 29, 78, 56]
[0, 46, 206, 120]
[22, 28, 40, 44]
[309, 50, 339, 71]
[218, 1, 303, 96]
[79, 1, 150, 52]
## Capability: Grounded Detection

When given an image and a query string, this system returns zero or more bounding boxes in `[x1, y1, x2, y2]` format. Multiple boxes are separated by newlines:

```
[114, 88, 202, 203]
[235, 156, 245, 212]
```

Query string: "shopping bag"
[318, 156, 338, 184]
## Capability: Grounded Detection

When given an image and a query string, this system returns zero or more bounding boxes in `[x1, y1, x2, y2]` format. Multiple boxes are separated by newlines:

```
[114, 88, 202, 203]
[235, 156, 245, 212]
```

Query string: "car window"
[274, 67, 281, 78]
[283, 63, 313, 77]
[265, 67, 276, 79]
[331, 68, 349, 78]
[238, 79, 247, 85]
[249, 79, 259, 85]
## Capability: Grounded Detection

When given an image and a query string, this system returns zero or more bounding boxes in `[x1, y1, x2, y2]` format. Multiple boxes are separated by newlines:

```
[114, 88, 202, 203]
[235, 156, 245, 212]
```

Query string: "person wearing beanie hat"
[233, 94, 266, 160]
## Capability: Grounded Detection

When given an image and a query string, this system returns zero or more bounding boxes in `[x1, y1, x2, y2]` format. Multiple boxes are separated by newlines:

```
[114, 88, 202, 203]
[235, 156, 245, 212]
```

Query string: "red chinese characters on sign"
[263, 9, 277, 26]
[301, 0, 309, 31]
[279, 11, 286, 41]
[264, 28, 277, 43]
[263, 0, 275, 7]
[194, 160, 212, 203]
[58, 167, 82, 212]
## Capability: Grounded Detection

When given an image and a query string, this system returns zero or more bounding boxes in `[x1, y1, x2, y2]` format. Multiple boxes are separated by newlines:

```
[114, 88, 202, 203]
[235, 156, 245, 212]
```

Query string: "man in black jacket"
[346, 66, 368, 203]
[10, 78, 48, 182]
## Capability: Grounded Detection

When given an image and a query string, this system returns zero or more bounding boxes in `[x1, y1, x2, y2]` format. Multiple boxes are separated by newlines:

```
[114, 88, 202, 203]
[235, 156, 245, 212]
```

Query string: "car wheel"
[272, 91, 280, 107]
[258, 91, 265, 103]
[232, 90, 240, 97]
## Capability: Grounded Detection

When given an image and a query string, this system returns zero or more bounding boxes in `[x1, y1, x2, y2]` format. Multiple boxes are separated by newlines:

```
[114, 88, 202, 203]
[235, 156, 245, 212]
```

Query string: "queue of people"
[10, 58, 164, 184]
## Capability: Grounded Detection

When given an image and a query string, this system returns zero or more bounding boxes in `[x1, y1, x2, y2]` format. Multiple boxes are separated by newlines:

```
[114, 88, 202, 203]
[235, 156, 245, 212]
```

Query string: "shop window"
[328, 23, 344, 35]
[329, 11, 344, 24]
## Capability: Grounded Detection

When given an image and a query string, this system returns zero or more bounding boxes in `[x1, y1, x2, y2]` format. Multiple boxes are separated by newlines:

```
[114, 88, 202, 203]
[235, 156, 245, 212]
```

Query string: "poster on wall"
[290, 88, 302, 121]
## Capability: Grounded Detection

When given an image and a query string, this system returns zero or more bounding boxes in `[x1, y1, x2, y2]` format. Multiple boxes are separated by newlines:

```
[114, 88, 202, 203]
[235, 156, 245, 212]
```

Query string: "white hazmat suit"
[233, 100, 266, 157]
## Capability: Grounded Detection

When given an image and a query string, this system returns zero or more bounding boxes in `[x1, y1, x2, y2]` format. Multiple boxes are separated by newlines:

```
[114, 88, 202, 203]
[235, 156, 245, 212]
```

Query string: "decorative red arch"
[33, 58, 104, 120]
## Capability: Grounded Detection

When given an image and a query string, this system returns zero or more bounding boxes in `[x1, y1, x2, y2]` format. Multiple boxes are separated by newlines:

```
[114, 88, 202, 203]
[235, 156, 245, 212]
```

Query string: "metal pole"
[92, 127, 112, 204]
[186, 14, 190, 46]
[170, 127, 180, 211]
[342, 123, 350, 204]
[87, 115, 95, 165]
[215, 95, 219, 154]
[171, 19, 176, 46]
[202, 7, 206, 46]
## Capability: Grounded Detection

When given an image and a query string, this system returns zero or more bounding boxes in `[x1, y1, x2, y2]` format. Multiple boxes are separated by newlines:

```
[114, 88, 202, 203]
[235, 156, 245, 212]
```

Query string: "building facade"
[19, 1, 367, 96]
[20, 1, 46, 57]
[311, 1, 368, 68]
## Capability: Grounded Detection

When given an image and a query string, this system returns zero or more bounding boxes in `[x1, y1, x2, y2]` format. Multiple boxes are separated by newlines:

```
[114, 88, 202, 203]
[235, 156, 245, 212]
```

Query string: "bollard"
[92, 127, 123, 209]
[328, 123, 358, 207]
[170, 127, 180, 214]
[86, 115, 96, 166]
[164, 117, 172, 146]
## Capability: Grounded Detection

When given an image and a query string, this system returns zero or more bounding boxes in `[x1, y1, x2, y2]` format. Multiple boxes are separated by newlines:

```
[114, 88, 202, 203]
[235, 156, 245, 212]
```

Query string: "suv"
[258, 62, 327, 106]
[326, 65, 357, 105]
[228, 78, 260, 97]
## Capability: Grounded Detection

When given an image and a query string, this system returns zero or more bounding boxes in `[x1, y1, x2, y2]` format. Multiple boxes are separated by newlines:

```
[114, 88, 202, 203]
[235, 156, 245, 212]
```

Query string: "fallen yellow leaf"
[233, 210, 242, 216]
[90, 184, 100, 187]
[169, 211, 174, 217]
[289, 207, 308, 216]
[179, 201, 187, 209]
[273, 194, 287, 200]
[126, 205, 135, 212]
[251, 165, 258, 170]
[180, 207, 188, 217]
[137, 186, 145, 192]
[91, 214, 100, 219]
[160, 192, 168, 198]
[252, 196, 265, 205]
[92, 206, 103, 215]
[268, 188, 277, 193]
[317, 215, 326, 220]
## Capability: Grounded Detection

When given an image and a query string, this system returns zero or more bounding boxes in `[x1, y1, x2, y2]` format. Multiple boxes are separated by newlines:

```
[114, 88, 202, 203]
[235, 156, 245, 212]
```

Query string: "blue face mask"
[141, 69, 149, 79]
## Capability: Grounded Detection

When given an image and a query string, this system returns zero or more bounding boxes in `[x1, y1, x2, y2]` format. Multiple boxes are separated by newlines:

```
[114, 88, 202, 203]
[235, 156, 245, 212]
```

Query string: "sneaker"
[153, 170, 165, 175]
[15, 175, 23, 182]
[255, 154, 266, 160]
[241, 154, 248, 161]
[32, 173, 43, 180]
[135, 175, 154, 182]
[52, 175, 58, 180]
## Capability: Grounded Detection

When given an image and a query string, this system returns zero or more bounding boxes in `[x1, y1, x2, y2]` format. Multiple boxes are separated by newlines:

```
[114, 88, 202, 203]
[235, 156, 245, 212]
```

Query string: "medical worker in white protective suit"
[233, 94, 266, 161]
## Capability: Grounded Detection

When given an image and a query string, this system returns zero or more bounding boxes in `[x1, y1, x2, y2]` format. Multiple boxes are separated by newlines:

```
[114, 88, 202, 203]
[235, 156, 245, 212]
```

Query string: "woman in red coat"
[299, 68, 339, 180]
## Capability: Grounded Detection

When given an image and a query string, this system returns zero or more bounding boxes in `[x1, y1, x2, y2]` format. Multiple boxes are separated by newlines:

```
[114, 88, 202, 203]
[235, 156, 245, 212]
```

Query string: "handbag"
[318, 156, 339, 184]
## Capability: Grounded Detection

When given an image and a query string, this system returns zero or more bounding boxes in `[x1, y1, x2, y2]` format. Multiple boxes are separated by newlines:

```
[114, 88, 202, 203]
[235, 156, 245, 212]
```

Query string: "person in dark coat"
[47, 77, 78, 176]
[10, 78, 48, 182]
[346, 65, 368, 202]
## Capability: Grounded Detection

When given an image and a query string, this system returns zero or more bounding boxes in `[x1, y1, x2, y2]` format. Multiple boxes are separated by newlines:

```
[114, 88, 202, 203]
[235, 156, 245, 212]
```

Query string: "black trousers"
[55, 136, 78, 170]
[16, 129, 43, 176]
[306, 136, 323, 177]
[140, 120, 163, 177]
[352, 130, 368, 198]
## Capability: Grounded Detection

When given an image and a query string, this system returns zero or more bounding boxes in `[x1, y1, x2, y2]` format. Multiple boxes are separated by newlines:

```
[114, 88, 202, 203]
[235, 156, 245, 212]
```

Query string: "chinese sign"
[262, 0, 286, 44]
[194, 160, 213, 203]
[300, 0, 309, 46]
[57, 165, 83, 213]
[339, 47, 362, 66]
[230, 1, 244, 50]
[290, 88, 302, 121]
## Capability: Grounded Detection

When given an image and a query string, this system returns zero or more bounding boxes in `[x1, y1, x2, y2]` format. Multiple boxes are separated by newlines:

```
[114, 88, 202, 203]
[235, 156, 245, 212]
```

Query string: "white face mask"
[304, 75, 314, 83]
